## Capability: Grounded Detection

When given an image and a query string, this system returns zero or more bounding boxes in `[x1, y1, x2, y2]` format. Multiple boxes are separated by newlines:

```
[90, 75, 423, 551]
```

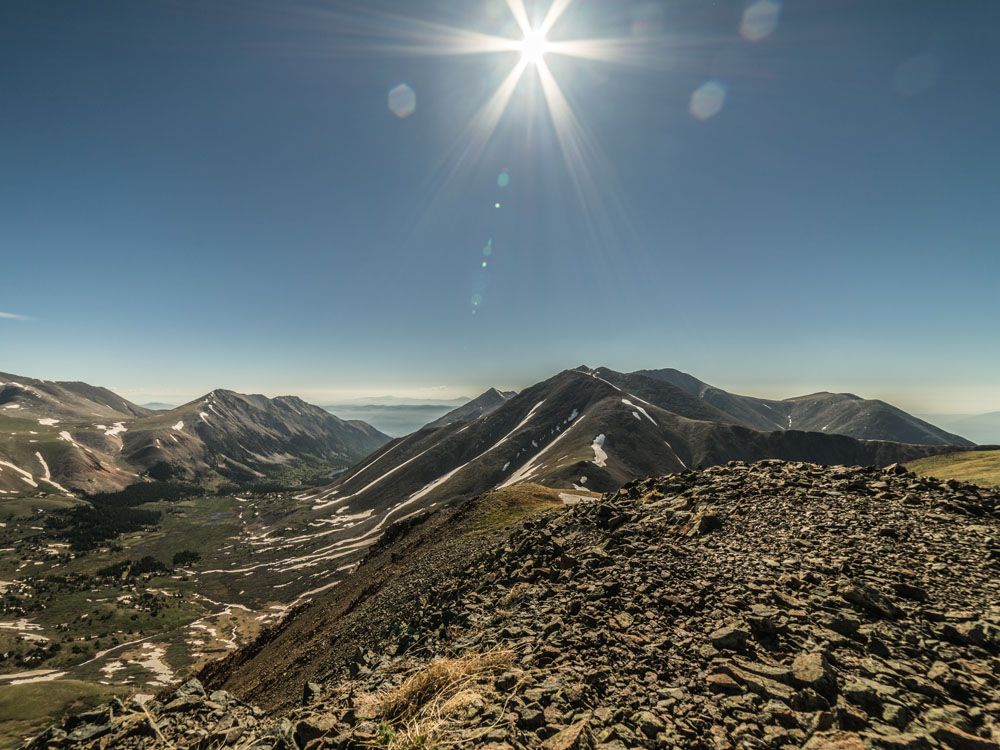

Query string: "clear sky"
[2, 0, 998, 413]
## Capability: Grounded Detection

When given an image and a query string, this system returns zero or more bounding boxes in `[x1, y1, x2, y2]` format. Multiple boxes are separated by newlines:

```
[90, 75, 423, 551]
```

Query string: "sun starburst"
[317, 0, 652, 254]
[374, 0, 639, 227]
[519, 28, 549, 66]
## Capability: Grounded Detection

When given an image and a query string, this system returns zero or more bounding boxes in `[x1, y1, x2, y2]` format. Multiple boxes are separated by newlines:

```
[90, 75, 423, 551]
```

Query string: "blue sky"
[2, 0, 998, 412]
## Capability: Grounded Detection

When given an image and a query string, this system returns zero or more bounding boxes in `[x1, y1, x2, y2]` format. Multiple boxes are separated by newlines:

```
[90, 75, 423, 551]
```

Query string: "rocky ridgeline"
[28, 461, 999, 749]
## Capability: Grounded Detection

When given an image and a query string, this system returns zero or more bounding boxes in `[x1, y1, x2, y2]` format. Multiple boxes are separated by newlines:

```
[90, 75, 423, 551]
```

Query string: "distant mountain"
[634, 368, 973, 447]
[919, 412, 1000, 447]
[323, 404, 456, 438]
[327, 396, 470, 407]
[423, 387, 516, 429]
[0, 374, 390, 495]
[141, 402, 178, 411]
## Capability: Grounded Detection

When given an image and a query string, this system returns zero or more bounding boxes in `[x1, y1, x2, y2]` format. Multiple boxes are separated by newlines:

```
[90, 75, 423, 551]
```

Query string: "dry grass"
[367, 649, 516, 749]
[909, 450, 1000, 487]
[375, 650, 513, 720]
[501, 582, 531, 607]
[466, 484, 564, 534]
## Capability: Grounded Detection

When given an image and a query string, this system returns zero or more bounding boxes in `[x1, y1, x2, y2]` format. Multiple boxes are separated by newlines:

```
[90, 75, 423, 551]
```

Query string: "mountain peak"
[202, 388, 238, 401]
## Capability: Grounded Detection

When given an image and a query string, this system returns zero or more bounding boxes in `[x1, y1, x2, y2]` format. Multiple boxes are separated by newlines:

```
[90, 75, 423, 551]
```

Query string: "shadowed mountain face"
[634, 368, 974, 447]
[0, 374, 390, 495]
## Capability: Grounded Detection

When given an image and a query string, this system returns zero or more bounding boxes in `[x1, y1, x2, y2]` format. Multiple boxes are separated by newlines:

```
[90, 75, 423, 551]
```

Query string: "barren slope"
[32, 461, 999, 749]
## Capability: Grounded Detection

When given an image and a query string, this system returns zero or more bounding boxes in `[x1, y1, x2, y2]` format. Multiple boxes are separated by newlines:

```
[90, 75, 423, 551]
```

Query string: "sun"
[519, 29, 549, 65]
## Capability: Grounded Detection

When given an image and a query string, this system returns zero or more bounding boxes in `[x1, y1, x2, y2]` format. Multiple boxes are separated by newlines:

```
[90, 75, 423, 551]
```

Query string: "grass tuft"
[367, 649, 515, 749]
[375, 649, 512, 721]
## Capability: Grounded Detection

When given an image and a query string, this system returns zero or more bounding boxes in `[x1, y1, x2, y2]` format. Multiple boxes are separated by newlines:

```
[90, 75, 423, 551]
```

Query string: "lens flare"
[387, 83, 416, 118]
[689, 81, 726, 121]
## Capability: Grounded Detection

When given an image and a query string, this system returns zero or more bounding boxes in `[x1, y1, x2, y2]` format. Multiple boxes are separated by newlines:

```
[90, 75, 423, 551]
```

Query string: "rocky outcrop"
[28, 461, 999, 748]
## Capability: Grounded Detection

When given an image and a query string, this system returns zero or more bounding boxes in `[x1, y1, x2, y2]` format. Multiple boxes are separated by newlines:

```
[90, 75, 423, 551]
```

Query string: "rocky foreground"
[29, 461, 999, 749]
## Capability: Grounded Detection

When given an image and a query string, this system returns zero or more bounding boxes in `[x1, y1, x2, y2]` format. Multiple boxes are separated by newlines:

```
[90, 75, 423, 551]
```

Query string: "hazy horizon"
[3, 1, 998, 416]
[4, 361, 996, 418]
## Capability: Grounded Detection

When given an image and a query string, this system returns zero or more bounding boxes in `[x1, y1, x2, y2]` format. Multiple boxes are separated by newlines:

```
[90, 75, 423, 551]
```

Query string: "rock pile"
[28, 461, 999, 749]
[26, 678, 262, 748]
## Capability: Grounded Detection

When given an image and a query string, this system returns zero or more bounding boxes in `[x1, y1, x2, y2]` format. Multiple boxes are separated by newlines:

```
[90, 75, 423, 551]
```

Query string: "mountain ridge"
[634, 367, 973, 447]
[0, 374, 390, 495]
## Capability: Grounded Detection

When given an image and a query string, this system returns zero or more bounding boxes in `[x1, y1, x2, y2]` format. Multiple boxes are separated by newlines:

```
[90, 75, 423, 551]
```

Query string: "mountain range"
[0, 365, 974, 500]
[295, 366, 960, 516]
[0, 373, 390, 495]
[635, 368, 973, 447]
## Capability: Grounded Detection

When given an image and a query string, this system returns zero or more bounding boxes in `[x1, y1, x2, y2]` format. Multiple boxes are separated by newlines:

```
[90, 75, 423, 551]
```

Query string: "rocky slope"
[32, 461, 999, 749]
[632, 369, 973, 448]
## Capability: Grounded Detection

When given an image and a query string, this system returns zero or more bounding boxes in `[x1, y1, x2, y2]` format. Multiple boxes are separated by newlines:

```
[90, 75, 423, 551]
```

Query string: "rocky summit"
[28, 461, 999, 749]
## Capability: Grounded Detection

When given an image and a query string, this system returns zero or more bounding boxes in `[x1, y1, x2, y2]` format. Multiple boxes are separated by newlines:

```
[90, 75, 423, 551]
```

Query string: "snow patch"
[0, 669, 68, 685]
[500, 419, 579, 489]
[663, 440, 688, 469]
[35, 452, 72, 496]
[37, 418, 59, 426]
[137, 643, 174, 686]
[406, 400, 548, 503]
[591, 434, 608, 467]
[172, 421, 184, 431]
[0, 460, 37, 488]
[622, 398, 657, 425]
